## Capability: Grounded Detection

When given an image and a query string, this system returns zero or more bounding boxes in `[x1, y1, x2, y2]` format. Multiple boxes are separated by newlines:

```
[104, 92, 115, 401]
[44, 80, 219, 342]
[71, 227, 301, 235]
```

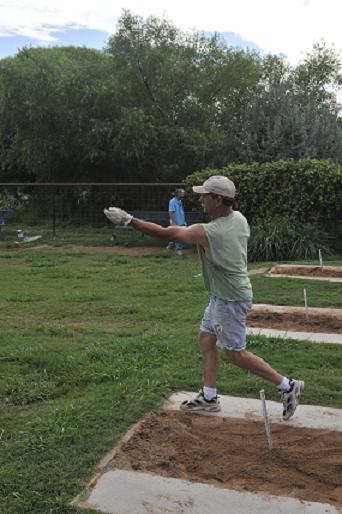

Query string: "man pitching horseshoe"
[104, 175, 304, 419]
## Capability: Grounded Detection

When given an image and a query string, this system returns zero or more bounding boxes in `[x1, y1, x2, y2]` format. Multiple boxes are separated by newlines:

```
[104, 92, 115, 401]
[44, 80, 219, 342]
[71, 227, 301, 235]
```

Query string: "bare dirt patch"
[1, 244, 190, 256]
[247, 267, 269, 276]
[0, 243, 50, 252]
[1, 244, 20, 252]
[71, 245, 167, 256]
[112, 410, 342, 508]
[247, 305, 342, 333]
[271, 265, 342, 279]
[30, 244, 50, 250]
[69, 245, 195, 257]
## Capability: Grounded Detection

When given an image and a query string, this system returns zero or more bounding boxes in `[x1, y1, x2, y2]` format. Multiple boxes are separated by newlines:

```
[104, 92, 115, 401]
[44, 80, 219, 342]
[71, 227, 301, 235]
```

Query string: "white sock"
[203, 386, 217, 400]
[277, 377, 291, 392]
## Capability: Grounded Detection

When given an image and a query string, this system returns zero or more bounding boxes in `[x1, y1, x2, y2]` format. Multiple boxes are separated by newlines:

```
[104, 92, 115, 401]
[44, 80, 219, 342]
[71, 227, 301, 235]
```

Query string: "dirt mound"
[247, 308, 342, 333]
[271, 265, 342, 279]
[113, 410, 342, 508]
[71, 245, 169, 256]
[1, 244, 194, 256]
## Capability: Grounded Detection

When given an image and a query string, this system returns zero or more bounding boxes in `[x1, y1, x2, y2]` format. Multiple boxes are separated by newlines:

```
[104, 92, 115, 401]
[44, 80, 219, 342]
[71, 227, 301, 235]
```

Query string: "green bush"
[185, 159, 342, 223]
[248, 216, 332, 261]
[184, 158, 342, 251]
[0, 191, 26, 212]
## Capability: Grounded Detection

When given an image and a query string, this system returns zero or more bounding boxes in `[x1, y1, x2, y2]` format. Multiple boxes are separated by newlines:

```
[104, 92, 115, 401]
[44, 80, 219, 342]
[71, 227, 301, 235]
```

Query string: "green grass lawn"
[0, 239, 341, 514]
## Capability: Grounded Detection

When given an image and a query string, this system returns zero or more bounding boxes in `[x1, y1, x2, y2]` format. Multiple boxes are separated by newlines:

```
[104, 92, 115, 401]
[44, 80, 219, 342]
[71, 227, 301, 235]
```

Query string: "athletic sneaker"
[180, 389, 221, 412]
[281, 379, 305, 420]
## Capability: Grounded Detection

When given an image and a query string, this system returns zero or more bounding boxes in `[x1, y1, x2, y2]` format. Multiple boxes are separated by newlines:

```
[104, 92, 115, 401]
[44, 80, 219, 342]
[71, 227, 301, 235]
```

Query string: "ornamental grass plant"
[248, 215, 332, 261]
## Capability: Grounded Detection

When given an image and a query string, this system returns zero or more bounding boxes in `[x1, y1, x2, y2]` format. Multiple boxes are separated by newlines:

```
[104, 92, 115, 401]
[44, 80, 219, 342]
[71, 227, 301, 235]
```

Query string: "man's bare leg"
[200, 331, 220, 387]
[180, 331, 220, 411]
[227, 349, 283, 385]
[227, 349, 305, 420]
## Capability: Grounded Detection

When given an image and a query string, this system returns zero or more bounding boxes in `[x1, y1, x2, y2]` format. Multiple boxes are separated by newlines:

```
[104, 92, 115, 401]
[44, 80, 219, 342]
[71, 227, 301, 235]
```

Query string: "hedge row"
[185, 159, 342, 225]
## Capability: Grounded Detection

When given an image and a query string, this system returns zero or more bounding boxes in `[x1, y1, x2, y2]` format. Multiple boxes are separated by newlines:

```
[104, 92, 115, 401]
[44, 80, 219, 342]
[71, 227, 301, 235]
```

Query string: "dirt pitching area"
[71, 245, 172, 256]
[247, 305, 342, 334]
[270, 265, 342, 279]
[1, 244, 193, 256]
[112, 410, 342, 508]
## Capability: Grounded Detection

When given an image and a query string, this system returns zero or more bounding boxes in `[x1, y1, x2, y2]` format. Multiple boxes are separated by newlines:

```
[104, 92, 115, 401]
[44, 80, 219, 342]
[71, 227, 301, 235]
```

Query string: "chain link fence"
[0, 183, 202, 235]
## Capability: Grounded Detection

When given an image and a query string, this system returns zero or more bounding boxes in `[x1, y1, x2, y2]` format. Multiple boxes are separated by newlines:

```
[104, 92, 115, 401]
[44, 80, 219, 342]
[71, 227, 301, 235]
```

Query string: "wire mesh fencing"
[0, 183, 202, 235]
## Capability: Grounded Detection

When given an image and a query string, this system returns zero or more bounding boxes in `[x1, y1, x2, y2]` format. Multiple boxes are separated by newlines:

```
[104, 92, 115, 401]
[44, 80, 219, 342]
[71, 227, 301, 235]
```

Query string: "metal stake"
[318, 249, 323, 271]
[304, 288, 309, 321]
[260, 389, 272, 450]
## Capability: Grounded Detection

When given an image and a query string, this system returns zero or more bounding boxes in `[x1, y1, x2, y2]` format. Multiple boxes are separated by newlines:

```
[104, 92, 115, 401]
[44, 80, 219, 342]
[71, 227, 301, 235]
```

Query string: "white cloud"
[0, 0, 341, 64]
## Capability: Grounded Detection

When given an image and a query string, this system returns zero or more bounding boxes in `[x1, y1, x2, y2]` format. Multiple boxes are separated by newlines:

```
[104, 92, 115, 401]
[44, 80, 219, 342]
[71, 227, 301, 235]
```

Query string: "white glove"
[103, 207, 133, 226]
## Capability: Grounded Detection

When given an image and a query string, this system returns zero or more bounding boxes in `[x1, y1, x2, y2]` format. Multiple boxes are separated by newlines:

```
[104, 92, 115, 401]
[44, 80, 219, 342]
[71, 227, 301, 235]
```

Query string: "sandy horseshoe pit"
[74, 393, 342, 514]
[246, 304, 342, 344]
[269, 265, 342, 283]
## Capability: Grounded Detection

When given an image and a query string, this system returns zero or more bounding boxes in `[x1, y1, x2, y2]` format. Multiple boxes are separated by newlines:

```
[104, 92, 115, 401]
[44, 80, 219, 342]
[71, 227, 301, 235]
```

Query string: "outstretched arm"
[104, 206, 207, 247]
[131, 217, 206, 246]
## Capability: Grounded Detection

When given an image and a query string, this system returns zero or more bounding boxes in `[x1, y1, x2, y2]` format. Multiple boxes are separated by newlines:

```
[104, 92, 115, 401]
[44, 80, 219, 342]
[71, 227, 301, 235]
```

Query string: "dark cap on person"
[192, 175, 236, 198]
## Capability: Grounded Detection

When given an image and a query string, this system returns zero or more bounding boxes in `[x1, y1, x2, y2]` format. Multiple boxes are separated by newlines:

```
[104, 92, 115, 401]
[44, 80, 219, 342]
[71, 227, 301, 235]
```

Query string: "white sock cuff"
[203, 386, 217, 400]
[277, 377, 291, 392]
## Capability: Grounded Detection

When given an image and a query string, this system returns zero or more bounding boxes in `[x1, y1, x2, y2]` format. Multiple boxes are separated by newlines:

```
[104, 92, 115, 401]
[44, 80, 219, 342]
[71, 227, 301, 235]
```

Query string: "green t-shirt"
[198, 211, 253, 301]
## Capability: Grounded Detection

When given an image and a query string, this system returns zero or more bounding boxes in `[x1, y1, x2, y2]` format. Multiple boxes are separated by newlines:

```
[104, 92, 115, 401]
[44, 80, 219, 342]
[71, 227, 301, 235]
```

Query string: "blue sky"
[0, 28, 111, 59]
[0, 27, 261, 60]
[0, 0, 341, 64]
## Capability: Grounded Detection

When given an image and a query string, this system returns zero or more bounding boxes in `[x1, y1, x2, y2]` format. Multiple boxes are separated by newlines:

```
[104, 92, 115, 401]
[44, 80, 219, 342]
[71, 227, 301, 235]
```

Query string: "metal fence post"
[52, 185, 56, 237]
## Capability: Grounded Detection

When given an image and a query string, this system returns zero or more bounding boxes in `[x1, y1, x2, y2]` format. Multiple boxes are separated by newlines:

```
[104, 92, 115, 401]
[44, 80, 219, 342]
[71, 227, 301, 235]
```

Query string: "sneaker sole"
[283, 380, 305, 420]
[180, 403, 221, 413]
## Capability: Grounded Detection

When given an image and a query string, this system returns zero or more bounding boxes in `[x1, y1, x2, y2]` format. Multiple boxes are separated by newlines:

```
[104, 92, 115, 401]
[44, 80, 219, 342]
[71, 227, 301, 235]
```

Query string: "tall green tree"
[293, 41, 342, 108]
[0, 46, 118, 181]
[106, 11, 262, 180]
[236, 48, 342, 163]
[1, 12, 341, 183]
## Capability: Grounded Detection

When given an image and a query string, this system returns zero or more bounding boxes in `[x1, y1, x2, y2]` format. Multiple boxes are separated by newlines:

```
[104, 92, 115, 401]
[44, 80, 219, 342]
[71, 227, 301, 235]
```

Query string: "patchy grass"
[0, 224, 163, 249]
[0, 243, 341, 514]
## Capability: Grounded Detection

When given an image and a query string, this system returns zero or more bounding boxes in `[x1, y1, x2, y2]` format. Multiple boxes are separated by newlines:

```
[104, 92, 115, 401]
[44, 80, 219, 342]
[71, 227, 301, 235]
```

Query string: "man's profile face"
[199, 193, 213, 213]
[199, 193, 227, 216]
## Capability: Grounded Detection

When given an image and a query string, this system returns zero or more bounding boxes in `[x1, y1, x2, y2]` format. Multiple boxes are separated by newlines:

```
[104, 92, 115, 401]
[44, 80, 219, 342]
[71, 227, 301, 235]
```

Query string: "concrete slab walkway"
[269, 274, 342, 283]
[164, 392, 342, 431]
[78, 468, 340, 514]
[247, 326, 342, 344]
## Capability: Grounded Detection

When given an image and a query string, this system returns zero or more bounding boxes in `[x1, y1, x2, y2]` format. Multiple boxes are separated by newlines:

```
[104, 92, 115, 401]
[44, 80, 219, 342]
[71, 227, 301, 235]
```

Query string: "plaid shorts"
[200, 297, 253, 351]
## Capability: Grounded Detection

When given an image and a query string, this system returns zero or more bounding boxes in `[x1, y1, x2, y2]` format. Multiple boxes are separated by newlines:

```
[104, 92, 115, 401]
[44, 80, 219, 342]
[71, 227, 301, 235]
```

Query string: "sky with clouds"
[0, 0, 341, 64]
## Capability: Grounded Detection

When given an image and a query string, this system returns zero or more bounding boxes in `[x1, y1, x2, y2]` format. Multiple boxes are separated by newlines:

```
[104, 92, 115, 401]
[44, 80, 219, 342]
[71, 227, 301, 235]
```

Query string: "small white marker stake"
[260, 389, 272, 450]
[318, 249, 323, 271]
[304, 288, 309, 320]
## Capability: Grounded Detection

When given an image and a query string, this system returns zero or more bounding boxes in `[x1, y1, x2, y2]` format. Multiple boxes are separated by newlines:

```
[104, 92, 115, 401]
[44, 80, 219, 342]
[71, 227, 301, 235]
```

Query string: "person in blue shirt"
[166, 188, 187, 255]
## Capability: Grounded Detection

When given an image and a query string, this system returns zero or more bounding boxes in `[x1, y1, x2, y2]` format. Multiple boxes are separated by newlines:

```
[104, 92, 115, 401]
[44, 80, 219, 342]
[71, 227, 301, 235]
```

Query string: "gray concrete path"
[78, 469, 340, 514]
[269, 274, 342, 283]
[247, 326, 342, 344]
[164, 392, 342, 431]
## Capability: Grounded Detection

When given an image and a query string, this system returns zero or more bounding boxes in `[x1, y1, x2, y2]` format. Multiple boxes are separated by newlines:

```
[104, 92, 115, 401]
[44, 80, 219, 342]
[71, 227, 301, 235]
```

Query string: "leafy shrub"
[248, 216, 332, 261]
[185, 159, 342, 224]
[184, 158, 342, 251]
[0, 191, 26, 211]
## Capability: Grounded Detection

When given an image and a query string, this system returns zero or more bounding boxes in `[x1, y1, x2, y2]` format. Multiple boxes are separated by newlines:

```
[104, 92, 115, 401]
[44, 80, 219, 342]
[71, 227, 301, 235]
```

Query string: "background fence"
[0, 183, 202, 235]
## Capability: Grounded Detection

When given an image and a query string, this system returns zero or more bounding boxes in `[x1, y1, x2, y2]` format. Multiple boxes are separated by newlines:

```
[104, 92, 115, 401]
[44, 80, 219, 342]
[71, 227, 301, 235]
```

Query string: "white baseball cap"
[192, 175, 236, 198]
